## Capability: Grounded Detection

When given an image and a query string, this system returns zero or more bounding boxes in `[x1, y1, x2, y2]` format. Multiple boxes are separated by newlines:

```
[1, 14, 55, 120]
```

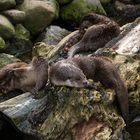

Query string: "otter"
[0, 57, 48, 94]
[49, 56, 129, 124]
[68, 22, 120, 58]
[64, 13, 120, 56]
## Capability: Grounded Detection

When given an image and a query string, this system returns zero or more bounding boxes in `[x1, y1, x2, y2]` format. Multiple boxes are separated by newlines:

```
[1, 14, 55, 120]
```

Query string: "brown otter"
[0, 56, 48, 94]
[49, 56, 129, 124]
[68, 22, 120, 58]
[64, 13, 120, 56]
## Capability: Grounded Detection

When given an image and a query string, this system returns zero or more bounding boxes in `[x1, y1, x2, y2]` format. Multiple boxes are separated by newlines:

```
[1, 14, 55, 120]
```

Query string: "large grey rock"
[60, 0, 106, 22]
[18, 0, 59, 35]
[0, 15, 15, 39]
[0, 53, 20, 68]
[0, 0, 16, 11]
[2, 9, 26, 24]
[36, 25, 71, 45]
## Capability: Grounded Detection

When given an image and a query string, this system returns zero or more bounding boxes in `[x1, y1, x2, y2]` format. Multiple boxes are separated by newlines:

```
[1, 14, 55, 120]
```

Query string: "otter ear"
[7, 70, 16, 77]
[11, 70, 20, 77]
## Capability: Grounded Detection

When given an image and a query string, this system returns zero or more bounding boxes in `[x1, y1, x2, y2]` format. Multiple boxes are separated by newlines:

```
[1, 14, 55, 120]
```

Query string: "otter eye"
[67, 76, 71, 79]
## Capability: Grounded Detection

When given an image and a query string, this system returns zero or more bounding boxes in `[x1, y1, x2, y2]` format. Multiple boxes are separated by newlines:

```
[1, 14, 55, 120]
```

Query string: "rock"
[100, 0, 112, 4]
[115, 1, 140, 19]
[57, 0, 73, 4]
[2, 9, 26, 24]
[15, 0, 24, 5]
[18, 0, 59, 35]
[60, 0, 106, 22]
[0, 37, 6, 50]
[5, 24, 32, 58]
[104, 17, 140, 55]
[134, 0, 140, 3]
[0, 53, 20, 68]
[14, 24, 31, 40]
[0, 15, 15, 39]
[94, 48, 140, 113]
[0, 0, 16, 11]
[36, 25, 71, 45]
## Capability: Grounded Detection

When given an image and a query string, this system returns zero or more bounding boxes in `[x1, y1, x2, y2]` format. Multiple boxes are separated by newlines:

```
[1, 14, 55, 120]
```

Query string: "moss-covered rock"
[2, 9, 26, 24]
[0, 15, 15, 39]
[5, 24, 32, 58]
[57, 0, 73, 4]
[0, 53, 20, 68]
[18, 0, 59, 35]
[0, 0, 16, 11]
[60, 0, 106, 22]
[0, 37, 6, 50]
[14, 24, 31, 40]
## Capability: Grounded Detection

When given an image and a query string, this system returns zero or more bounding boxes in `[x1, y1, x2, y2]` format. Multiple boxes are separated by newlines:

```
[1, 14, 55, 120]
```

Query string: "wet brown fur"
[0, 57, 48, 94]
[49, 56, 129, 124]
[64, 13, 120, 55]
[68, 21, 120, 58]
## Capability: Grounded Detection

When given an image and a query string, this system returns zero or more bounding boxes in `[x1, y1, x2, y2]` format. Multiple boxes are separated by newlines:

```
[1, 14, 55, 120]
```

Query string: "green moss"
[14, 24, 30, 40]
[60, 0, 106, 22]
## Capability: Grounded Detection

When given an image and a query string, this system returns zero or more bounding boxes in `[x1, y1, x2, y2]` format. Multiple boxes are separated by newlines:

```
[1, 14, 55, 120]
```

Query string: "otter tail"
[115, 79, 129, 125]
[68, 43, 81, 58]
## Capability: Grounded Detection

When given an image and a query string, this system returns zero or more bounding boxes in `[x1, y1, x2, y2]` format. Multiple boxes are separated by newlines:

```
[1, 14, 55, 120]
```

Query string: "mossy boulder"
[5, 24, 32, 58]
[0, 37, 6, 50]
[18, 0, 59, 35]
[0, 0, 16, 11]
[0, 53, 20, 68]
[60, 0, 106, 22]
[0, 15, 15, 39]
[57, 0, 73, 4]
[2, 9, 26, 24]
[14, 24, 31, 40]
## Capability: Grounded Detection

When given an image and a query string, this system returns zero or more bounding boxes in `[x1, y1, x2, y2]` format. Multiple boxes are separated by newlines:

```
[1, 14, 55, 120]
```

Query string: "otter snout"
[83, 80, 89, 87]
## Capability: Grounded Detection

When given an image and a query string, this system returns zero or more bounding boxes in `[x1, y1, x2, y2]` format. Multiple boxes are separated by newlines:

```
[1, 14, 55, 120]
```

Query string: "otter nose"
[83, 81, 88, 86]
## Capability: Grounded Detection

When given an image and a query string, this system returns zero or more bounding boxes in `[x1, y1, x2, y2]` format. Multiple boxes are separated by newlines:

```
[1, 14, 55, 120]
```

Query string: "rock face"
[60, 0, 106, 22]
[0, 15, 15, 39]
[0, 0, 16, 11]
[18, 0, 59, 35]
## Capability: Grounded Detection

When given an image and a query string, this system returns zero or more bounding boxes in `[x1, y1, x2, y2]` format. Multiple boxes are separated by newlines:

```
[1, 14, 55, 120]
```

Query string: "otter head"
[0, 69, 16, 93]
[49, 62, 89, 88]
